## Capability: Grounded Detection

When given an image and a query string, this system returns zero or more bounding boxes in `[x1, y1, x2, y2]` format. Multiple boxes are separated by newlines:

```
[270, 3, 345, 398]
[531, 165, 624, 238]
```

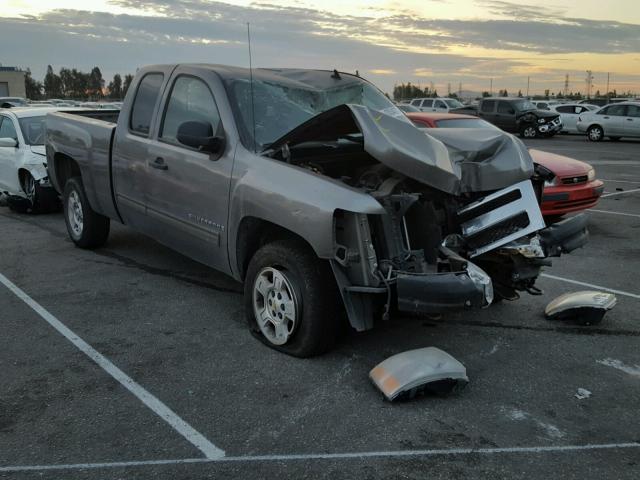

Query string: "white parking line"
[600, 179, 640, 184]
[589, 209, 640, 219]
[541, 273, 640, 300]
[1, 443, 639, 472]
[0, 272, 225, 460]
[602, 188, 640, 198]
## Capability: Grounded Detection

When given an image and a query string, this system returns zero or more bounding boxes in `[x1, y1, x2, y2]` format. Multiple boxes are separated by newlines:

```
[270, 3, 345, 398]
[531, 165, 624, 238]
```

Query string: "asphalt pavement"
[0, 135, 638, 479]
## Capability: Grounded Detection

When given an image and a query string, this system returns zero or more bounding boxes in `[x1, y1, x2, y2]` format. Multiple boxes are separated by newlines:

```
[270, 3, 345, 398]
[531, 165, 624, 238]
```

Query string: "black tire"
[20, 172, 60, 214]
[244, 238, 339, 357]
[587, 125, 604, 142]
[63, 176, 110, 249]
[519, 124, 537, 139]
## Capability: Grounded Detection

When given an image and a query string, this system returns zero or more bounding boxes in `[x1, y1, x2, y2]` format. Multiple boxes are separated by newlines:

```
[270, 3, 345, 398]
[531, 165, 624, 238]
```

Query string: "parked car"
[531, 100, 563, 111]
[409, 97, 466, 113]
[577, 102, 640, 141]
[407, 112, 604, 217]
[477, 98, 562, 138]
[46, 64, 587, 356]
[0, 107, 63, 212]
[0, 97, 28, 108]
[578, 98, 608, 107]
[397, 104, 420, 113]
[551, 104, 598, 134]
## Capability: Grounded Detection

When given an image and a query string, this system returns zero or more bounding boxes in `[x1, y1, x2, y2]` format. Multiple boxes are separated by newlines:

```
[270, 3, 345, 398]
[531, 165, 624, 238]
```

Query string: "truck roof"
[151, 64, 367, 90]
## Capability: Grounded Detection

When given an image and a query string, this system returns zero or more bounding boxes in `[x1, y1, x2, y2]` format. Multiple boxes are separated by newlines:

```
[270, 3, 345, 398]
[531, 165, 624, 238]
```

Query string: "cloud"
[1, 0, 639, 94]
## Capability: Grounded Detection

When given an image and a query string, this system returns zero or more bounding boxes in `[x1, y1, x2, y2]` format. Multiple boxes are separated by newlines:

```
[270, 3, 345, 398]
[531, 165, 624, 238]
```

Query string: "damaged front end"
[264, 103, 588, 331]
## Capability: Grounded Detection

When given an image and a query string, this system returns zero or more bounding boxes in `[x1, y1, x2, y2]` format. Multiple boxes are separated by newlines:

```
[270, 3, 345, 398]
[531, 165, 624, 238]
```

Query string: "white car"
[551, 104, 598, 133]
[409, 97, 465, 113]
[0, 107, 63, 212]
[577, 102, 640, 141]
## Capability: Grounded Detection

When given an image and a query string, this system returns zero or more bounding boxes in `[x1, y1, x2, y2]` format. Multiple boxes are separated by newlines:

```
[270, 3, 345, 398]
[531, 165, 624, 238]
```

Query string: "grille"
[458, 180, 546, 257]
[561, 175, 588, 185]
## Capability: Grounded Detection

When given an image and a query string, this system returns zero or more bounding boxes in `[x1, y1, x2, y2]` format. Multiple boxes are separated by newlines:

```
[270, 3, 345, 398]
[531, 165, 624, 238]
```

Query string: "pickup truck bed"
[47, 110, 121, 221]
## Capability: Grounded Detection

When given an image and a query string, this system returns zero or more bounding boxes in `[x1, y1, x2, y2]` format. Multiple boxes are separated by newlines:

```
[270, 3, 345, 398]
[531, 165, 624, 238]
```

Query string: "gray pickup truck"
[46, 64, 588, 357]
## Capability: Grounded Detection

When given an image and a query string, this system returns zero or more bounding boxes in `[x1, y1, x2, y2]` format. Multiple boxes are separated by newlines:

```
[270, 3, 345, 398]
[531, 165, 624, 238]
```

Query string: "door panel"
[0, 116, 20, 192]
[598, 105, 626, 136]
[112, 67, 174, 229]
[144, 70, 234, 273]
[623, 105, 640, 136]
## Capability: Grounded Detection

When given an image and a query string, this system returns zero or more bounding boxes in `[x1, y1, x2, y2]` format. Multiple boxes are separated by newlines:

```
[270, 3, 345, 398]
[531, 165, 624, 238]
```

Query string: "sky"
[1, 0, 639, 96]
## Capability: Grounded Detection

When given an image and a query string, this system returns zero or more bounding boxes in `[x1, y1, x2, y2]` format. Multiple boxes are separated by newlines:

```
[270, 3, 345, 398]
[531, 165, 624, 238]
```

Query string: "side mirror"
[0, 137, 18, 148]
[176, 121, 225, 156]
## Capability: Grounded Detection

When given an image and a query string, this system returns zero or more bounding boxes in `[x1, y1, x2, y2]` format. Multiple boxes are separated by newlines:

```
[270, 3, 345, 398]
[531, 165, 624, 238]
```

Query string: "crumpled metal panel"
[370, 347, 468, 401]
[266, 104, 533, 195]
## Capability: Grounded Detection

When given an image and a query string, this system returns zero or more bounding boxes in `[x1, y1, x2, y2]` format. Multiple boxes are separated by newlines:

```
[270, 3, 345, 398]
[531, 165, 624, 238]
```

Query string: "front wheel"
[587, 125, 604, 142]
[21, 172, 59, 213]
[63, 176, 110, 249]
[244, 238, 339, 357]
[520, 124, 538, 138]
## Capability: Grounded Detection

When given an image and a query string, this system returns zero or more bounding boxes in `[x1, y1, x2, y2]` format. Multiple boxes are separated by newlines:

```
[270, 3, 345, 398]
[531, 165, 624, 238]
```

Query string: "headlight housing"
[466, 262, 494, 306]
[538, 118, 546, 124]
[587, 168, 595, 181]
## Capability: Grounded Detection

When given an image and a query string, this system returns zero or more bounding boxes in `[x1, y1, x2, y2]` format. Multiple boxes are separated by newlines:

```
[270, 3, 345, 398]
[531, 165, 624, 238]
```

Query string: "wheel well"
[53, 153, 81, 191]
[17, 169, 29, 190]
[236, 217, 315, 280]
[588, 123, 603, 131]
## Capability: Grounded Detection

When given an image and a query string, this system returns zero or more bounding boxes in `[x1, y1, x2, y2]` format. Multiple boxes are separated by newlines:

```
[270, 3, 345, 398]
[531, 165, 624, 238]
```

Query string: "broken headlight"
[466, 262, 494, 306]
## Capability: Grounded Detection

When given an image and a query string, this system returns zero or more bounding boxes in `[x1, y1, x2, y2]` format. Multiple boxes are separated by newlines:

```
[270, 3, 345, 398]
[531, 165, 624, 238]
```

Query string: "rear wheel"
[520, 124, 537, 138]
[244, 238, 339, 357]
[63, 176, 110, 248]
[587, 125, 604, 142]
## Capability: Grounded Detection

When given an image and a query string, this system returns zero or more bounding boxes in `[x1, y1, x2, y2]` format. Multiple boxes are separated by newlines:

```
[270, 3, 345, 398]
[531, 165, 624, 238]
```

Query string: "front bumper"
[541, 180, 604, 215]
[396, 267, 489, 315]
[538, 118, 562, 135]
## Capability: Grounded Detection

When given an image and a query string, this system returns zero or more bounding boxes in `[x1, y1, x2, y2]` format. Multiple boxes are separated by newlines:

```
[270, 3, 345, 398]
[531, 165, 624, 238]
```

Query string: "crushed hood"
[266, 104, 533, 195]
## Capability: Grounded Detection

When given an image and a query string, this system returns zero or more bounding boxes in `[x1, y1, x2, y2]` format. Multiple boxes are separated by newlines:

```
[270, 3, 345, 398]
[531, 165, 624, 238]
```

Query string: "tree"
[24, 69, 43, 100]
[482, 91, 491, 97]
[122, 74, 134, 98]
[544, 89, 550, 99]
[107, 73, 123, 99]
[43, 65, 63, 98]
[88, 67, 104, 99]
[499, 89, 508, 97]
[517, 90, 523, 97]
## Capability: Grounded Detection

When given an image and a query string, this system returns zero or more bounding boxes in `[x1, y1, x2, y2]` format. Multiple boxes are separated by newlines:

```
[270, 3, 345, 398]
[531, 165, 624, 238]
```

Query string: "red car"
[406, 112, 604, 217]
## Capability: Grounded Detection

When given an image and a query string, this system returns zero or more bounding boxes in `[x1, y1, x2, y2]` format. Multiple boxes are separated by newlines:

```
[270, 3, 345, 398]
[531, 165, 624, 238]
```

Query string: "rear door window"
[497, 101, 514, 114]
[602, 105, 627, 116]
[422, 99, 433, 107]
[129, 73, 164, 136]
[480, 100, 496, 113]
[626, 105, 640, 118]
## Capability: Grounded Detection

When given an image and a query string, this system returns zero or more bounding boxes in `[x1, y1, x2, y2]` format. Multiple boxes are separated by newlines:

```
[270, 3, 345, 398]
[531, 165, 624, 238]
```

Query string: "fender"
[227, 147, 386, 279]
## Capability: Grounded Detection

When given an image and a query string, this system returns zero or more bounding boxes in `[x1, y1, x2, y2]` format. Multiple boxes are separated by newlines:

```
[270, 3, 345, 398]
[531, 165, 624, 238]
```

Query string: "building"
[0, 66, 26, 98]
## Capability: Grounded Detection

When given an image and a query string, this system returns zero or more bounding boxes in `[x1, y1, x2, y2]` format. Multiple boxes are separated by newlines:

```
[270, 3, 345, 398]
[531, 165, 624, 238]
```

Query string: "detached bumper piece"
[545, 290, 616, 325]
[538, 213, 588, 256]
[370, 347, 468, 401]
[396, 268, 488, 314]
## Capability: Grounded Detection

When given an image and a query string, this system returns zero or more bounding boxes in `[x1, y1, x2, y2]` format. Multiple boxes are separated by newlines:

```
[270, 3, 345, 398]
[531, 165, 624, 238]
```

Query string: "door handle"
[626, 118, 633, 121]
[603, 116, 610, 119]
[150, 157, 168, 170]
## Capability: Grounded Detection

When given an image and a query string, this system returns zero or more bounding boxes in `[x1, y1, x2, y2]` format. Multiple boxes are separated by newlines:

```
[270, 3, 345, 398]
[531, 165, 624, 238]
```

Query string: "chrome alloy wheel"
[67, 190, 83, 238]
[588, 126, 603, 141]
[252, 267, 299, 345]
[523, 126, 537, 138]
